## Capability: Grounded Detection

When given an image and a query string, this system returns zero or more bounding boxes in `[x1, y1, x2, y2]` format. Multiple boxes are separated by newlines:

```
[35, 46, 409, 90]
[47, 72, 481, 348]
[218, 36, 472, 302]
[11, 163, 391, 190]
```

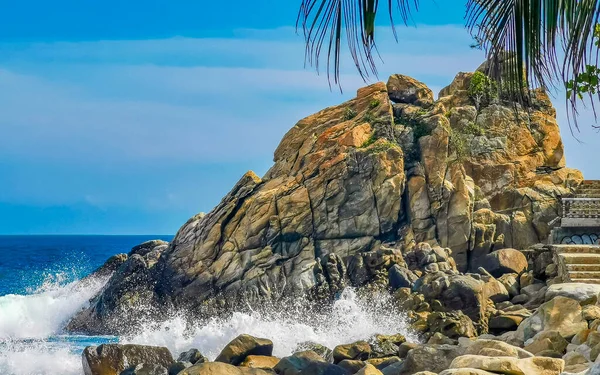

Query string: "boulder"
[274, 351, 326, 375]
[449, 355, 564, 375]
[463, 339, 533, 359]
[440, 370, 497, 375]
[414, 273, 488, 325]
[333, 341, 372, 363]
[294, 342, 333, 362]
[523, 331, 568, 355]
[387, 74, 434, 106]
[177, 349, 207, 365]
[215, 335, 273, 366]
[177, 362, 272, 375]
[427, 311, 477, 339]
[370, 334, 405, 358]
[475, 249, 528, 277]
[240, 355, 280, 370]
[297, 362, 349, 375]
[338, 360, 367, 373]
[120, 364, 168, 375]
[516, 297, 588, 342]
[356, 364, 384, 375]
[82, 344, 174, 375]
[394, 344, 464, 375]
[545, 284, 600, 304]
[583, 305, 600, 321]
[367, 356, 401, 370]
[389, 265, 419, 289]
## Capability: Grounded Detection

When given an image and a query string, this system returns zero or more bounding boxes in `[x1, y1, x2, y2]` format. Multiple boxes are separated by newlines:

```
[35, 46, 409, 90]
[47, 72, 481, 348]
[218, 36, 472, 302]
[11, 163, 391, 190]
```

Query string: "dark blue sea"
[0, 235, 173, 296]
[0, 235, 417, 375]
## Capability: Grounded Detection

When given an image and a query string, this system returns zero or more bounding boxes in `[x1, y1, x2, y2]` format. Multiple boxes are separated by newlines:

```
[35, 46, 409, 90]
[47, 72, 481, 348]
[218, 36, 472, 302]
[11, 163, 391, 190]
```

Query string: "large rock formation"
[67, 68, 582, 334]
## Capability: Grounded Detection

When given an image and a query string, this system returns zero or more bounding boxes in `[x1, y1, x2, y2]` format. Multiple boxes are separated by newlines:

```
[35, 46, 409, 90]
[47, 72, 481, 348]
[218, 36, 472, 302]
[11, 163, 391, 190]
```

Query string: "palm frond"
[297, 0, 420, 87]
[466, 0, 600, 130]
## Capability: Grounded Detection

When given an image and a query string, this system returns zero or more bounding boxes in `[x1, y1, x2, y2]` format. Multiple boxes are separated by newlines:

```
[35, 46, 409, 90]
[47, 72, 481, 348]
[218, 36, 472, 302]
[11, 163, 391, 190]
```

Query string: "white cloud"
[0, 24, 597, 176]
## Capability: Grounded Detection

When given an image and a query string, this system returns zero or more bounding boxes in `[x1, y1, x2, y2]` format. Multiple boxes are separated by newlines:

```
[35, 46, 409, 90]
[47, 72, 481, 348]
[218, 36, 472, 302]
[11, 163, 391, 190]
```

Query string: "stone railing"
[562, 197, 600, 227]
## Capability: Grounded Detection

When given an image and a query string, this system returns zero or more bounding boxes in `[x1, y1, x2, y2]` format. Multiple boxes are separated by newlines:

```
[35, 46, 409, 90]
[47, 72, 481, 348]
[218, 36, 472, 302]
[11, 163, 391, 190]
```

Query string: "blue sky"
[0, 1, 598, 234]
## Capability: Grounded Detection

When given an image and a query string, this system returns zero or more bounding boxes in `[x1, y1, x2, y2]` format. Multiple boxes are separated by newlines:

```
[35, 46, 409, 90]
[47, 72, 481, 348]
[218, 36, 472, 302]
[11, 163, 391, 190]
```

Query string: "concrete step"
[566, 264, 600, 272]
[568, 271, 600, 279]
[564, 278, 600, 284]
[553, 245, 600, 254]
[558, 253, 600, 264]
[553, 244, 600, 253]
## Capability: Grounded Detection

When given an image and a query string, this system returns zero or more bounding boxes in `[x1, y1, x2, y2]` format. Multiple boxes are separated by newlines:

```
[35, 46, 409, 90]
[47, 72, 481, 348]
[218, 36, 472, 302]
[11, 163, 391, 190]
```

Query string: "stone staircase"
[575, 180, 600, 198]
[550, 181, 600, 283]
[552, 245, 600, 284]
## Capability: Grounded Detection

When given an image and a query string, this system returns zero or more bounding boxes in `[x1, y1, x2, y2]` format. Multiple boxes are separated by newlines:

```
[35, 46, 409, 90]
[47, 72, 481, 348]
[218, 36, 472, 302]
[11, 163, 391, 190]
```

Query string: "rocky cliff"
[66, 67, 583, 334]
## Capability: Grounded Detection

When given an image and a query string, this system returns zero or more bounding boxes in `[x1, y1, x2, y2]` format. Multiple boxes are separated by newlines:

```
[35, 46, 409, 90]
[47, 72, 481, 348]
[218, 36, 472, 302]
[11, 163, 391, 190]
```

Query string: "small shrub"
[369, 99, 381, 109]
[444, 110, 453, 118]
[416, 108, 429, 116]
[468, 71, 497, 109]
[463, 121, 485, 136]
[343, 107, 357, 121]
[362, 112, 376, 123]
[361, 133, 377, 148]
[368, 140, 397, 154]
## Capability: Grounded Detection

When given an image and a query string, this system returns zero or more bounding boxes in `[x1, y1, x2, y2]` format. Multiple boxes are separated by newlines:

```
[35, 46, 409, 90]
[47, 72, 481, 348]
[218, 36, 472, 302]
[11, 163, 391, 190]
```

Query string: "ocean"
[0, 235, 416, 375]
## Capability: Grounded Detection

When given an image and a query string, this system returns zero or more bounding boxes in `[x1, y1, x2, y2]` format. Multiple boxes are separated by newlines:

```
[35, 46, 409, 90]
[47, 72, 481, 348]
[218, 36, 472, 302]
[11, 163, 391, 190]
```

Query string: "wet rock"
[356, 363, 384, 375]
[274, 351, 326, 375]
[215, 334, 273, 366]
[370, 334, 405, 358]
[367, 356, 401, 370]
[427, 311, 477, 339]
[120, 364, 168, 375]
[338, 359, 367, 373]
[82, 344, 174, 375]
[398, 342, 418, 359]
[294, 342, 333, 363]
[177, 349, 207, 365]
[333, 341, 372, 363]
[240, 355, 280, 370]
[168, 362, 192, 375]
[298, 362, 350, 375]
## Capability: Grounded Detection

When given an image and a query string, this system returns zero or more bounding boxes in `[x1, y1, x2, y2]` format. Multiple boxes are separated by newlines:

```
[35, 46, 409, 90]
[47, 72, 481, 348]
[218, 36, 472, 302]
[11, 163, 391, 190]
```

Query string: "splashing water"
[0, 273, 108, 340]
[0, 274, 417, 375]
[123, 288, 419, 360]
[0, 272, 112, 375]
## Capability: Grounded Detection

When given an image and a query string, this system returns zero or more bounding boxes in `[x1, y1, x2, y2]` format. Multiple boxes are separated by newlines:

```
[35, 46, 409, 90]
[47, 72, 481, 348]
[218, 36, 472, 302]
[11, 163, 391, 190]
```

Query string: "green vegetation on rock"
[468, 71, 497, 109]
[343, 107, 357, 121]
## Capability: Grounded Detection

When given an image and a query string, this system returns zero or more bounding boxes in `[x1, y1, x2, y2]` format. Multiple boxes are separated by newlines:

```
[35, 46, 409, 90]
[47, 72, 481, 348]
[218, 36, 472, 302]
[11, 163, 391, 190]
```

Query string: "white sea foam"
[0, 273, 417, 375]
[0, 340, 82, 375]
[0, 273, 109, 375]
[0, 273, 107, 340]
[124, 288, 419, 360]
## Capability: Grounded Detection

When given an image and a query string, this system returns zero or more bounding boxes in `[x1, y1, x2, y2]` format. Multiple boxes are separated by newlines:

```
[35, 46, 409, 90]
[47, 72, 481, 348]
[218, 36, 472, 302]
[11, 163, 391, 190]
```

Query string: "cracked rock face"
[67, 69, 583, 334]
